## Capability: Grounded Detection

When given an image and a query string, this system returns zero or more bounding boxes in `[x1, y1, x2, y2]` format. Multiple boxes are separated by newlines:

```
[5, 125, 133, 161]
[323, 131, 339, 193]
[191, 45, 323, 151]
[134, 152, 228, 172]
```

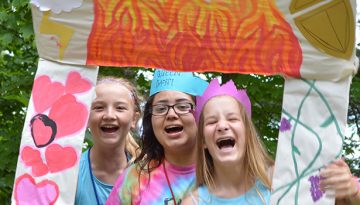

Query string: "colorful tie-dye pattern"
[106, 160, 195, 205]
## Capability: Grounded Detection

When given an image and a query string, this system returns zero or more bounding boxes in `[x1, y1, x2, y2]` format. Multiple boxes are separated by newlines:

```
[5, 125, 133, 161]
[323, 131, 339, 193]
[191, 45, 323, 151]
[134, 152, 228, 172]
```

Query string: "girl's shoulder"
[182, 190, 199, 205]
[190, 182, 270, 205]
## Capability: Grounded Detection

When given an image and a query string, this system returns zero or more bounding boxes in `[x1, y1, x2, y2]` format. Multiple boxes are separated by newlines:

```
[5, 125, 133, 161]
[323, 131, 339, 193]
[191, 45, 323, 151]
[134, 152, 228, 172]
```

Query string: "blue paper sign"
[150, 69, 208, 96]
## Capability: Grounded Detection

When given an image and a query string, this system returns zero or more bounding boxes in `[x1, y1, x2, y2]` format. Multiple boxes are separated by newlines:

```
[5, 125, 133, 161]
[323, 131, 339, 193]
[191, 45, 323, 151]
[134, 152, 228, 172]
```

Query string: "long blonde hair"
[97, 77, 142, 161]
[195, 97, 274, 192]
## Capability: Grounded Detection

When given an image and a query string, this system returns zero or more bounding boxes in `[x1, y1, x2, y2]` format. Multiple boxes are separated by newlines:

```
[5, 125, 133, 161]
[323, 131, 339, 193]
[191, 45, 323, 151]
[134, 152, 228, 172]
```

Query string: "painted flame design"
[87, 0, 302, 77]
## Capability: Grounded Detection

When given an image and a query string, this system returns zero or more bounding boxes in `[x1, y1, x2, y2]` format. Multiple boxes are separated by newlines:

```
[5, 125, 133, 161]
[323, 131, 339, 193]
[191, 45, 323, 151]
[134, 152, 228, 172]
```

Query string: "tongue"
[219, 144, 233, 149]
[165, 127, 183, 134]
[217, 140, 235, 149]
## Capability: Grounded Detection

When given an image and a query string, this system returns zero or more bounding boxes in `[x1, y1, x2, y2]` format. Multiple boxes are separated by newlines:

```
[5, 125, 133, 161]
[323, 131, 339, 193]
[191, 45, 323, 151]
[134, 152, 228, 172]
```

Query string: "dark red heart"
[30, 114, 57, 148]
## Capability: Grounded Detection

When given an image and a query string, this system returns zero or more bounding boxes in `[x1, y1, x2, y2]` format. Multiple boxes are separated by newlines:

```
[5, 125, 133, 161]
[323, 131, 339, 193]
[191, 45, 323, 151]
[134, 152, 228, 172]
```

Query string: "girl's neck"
[91, 144, 126, 163]
[210, 162, 248, 198]
[164, 148, 196, 167]
[90, 145, 128, 184]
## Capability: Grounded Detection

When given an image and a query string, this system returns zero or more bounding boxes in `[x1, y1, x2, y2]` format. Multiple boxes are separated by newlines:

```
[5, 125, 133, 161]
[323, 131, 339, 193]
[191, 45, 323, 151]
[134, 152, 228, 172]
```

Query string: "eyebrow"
[154, 98, 192, 104]
[92, 100, 129, 106]
[204, 115, 216, 120]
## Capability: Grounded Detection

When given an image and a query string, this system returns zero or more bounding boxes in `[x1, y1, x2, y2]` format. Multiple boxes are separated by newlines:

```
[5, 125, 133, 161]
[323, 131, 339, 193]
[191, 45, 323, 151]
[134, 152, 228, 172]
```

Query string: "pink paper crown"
[195, 79, 251, 123]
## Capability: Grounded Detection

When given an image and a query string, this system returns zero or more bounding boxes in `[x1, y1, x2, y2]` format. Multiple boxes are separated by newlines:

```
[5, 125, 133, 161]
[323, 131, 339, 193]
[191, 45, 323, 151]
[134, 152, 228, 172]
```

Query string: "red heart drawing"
[32, 75, 65, 113]
[15, 174, 59, 205]
[49, 94, 88, 138]
[21, 146, 49, 177]
[45, 144, 77, 173]
[65, 71, 92, 94]
[30, 114, 57, 148]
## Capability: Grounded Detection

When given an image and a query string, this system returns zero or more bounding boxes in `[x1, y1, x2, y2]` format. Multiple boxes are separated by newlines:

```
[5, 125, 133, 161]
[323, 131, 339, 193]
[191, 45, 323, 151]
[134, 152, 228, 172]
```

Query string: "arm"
[320, 159, 360, 205]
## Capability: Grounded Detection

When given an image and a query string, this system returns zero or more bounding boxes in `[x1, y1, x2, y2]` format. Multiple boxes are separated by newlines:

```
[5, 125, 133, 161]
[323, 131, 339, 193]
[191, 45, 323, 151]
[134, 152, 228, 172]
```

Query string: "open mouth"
[216, 138, 235, 149]
[101, 125, 119, 133]
[165, 125, 183, 134]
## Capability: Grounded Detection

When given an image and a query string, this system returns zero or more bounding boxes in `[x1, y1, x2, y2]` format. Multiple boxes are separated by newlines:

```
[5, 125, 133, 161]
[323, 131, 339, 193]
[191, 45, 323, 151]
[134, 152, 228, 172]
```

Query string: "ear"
[131, 112, 140, 130]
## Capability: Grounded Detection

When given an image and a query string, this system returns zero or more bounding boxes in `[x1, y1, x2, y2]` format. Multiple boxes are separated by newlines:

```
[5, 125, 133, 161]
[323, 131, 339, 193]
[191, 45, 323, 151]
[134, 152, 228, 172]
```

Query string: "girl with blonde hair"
[183, 78, 273, 204]
[75, 77, 142, 205]
[183, 78, 360, 205]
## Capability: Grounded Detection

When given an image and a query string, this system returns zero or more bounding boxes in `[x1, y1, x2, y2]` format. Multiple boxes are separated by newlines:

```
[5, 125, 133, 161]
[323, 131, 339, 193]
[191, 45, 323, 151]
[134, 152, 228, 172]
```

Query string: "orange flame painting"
[87, 0, 302, 77]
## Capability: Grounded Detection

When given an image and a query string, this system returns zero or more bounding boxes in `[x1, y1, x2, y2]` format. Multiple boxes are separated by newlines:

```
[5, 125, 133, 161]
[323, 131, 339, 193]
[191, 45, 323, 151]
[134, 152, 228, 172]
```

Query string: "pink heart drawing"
[32, 75, 65, 113]
[45, 144, 77, 173]
[21, 146, 49, 177]
[15, 174, 59, 205]
[49, 94, 88, 138]
[65, 71, 92, 94]
[30, 114, 57, 148]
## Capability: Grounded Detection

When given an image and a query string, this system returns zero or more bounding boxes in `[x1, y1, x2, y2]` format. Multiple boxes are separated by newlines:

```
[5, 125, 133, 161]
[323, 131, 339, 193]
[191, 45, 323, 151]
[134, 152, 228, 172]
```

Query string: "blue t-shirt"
[75, 150, 113, 205]
[196, 180, 270, 205]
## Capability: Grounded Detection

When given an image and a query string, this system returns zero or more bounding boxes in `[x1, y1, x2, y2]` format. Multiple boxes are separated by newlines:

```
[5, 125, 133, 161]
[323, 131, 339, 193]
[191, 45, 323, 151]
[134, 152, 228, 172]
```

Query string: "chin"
[214, 156, 242, 165]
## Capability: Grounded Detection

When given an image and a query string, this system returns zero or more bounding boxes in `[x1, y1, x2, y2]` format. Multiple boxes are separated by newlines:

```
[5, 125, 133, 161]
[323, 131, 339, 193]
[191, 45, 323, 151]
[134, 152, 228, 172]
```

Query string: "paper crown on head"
[195, 79, 251, 123]
[149, 69, 209, 96]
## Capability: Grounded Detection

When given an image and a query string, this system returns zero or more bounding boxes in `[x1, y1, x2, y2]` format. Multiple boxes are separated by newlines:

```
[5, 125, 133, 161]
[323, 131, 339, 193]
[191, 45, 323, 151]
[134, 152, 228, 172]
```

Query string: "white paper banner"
[11, 59, 98, 205]
[270, 76, 351, 204]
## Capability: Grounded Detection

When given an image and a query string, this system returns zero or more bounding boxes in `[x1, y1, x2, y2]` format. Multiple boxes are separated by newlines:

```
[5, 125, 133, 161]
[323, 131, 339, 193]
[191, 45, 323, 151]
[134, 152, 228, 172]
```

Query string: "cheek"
[183, 116, 197, 129]
[203, 127, 215, 146]
[151, 116, 159, 128]
[119, 116, 136, 131]
[87, 113, 99, 128]
[186, 123, 197, 136]
[151, 117, 163, 135]
[119, 112, 134, 122]
[203, 125, 214, 138]
[237, 125, 246, 142]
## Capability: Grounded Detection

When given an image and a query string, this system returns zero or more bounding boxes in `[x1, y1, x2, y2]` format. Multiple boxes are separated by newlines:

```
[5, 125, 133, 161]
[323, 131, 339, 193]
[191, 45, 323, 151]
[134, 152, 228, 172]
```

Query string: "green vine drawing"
[273, 79, 344, 205]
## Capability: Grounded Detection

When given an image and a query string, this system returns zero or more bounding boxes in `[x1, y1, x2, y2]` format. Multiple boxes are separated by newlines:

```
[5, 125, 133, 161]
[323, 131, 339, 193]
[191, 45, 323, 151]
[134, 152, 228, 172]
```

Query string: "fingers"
[319, 159, 356, 199]
[332, 158, 348, 168]
[320, 165, 350, 181]
[321, 180, 355, 198]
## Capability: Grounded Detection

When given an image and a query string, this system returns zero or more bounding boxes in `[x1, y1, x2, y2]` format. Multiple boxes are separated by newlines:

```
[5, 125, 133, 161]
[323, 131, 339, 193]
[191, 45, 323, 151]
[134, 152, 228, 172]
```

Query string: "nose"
[217, 120, 229, 132]
[165, 106, 179, 119]
[103, 107, 116, 120]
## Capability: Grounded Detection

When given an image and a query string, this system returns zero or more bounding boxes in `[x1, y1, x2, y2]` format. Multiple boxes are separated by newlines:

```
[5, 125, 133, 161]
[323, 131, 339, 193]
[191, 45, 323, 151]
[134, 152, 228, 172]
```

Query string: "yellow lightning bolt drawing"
[39, 11, 74, 60]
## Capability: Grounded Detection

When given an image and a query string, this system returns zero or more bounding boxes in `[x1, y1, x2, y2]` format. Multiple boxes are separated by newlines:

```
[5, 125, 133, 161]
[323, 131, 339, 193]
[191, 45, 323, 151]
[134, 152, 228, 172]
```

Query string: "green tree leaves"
[0, 1, 36, 204]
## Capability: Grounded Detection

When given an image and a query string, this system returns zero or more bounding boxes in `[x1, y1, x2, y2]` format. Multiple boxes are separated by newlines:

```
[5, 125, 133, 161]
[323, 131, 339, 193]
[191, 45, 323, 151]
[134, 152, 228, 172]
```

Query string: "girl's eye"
[117, 106, 127, 110]
[93, 106, 103, 111]
[205, 120, 217, 125]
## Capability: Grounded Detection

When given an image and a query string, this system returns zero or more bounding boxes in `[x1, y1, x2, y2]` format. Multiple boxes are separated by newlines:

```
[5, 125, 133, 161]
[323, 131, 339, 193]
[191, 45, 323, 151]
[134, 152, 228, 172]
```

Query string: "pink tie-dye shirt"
[106, 160, 195, 205]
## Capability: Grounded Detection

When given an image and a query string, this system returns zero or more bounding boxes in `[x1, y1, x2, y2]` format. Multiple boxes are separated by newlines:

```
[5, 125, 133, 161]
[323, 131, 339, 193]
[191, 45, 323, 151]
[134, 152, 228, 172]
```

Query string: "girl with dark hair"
[106, 69, 208, 205]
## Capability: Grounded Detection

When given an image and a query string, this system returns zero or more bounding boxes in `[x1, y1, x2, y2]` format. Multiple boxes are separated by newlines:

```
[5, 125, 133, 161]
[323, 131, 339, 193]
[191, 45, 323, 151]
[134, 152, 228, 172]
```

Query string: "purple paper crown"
[195, 79, 251, 123]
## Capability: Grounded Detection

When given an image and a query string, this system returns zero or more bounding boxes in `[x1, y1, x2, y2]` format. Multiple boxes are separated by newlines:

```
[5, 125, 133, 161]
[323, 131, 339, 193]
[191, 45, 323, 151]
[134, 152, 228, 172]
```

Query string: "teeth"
[165, 125, 180, 129]
[102, 125, 116, 128]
